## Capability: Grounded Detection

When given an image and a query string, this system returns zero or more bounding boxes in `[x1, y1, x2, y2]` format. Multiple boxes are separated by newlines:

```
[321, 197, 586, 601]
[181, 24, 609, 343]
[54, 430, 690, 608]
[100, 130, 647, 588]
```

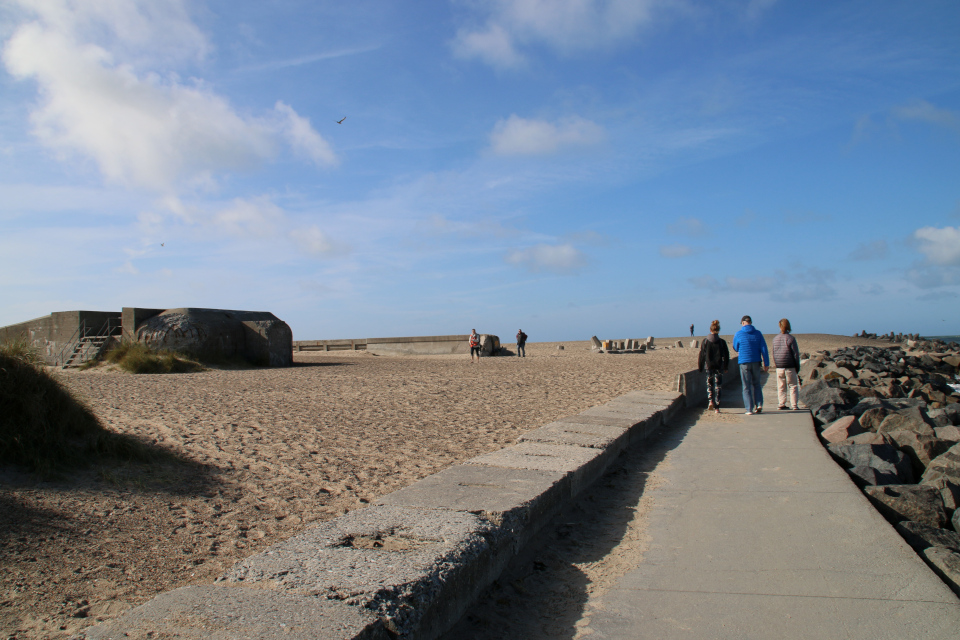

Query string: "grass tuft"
[103, 342, 206, 374]
[0, 340, 164, 473]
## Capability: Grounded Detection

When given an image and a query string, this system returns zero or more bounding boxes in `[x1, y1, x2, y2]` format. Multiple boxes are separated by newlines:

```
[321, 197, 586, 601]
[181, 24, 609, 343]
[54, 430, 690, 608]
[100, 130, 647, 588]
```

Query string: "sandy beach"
[1, 334, 874, 638]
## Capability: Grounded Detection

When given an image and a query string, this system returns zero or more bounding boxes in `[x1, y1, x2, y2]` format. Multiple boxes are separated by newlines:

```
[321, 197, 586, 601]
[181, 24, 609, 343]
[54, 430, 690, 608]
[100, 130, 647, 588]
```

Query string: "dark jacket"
[773, 333, 800, 369]
[698, 333, 730, 372]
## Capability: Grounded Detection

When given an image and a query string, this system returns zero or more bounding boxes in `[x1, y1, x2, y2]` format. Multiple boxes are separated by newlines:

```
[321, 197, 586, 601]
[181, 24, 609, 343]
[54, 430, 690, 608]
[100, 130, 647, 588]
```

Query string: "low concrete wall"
[82, 368, 715, 640]
[0, 310, 120, 364]
[676, 357, 740, 407]
[367, 335, 470, 356]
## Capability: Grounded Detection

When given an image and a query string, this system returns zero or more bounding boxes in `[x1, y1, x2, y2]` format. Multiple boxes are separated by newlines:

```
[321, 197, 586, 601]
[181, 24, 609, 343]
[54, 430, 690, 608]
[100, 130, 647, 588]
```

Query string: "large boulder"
[136, 308, 293, 367]
[799, 379, 852, 413]
[876, 406, 935, 436]
[863, 484, 948, 528]
[479, 334, 501, 356]
[921, 547, 960, 598]
[921, 442, 960, 486]
[847, 465, 904, 487]
[921, 477, 960, 513]
[885, 430, 954, 477]
[895, 521, 960, 552]
[827, 443, 914, 483]
[821, 416, 865, 443]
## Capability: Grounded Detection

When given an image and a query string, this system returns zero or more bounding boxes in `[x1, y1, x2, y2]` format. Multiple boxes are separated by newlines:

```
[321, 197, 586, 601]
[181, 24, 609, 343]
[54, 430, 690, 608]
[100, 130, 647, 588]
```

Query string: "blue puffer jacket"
[733, 324, 769, 366]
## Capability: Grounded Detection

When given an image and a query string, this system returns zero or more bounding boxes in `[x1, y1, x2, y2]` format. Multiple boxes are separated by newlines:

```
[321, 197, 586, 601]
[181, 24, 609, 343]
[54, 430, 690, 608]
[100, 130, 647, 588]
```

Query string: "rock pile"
[799, 339, 960, 596]
[855, 330, 921, 342]
[590, 336, 648, 354]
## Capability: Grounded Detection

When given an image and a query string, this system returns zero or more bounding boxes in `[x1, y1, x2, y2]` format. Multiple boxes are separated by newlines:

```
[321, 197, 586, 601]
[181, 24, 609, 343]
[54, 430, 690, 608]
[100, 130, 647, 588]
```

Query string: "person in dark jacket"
[516, 329, 527, 357]
[698, 319, 730, 414]
[732, 315, 770, 415]
[773, 318, 801, 411]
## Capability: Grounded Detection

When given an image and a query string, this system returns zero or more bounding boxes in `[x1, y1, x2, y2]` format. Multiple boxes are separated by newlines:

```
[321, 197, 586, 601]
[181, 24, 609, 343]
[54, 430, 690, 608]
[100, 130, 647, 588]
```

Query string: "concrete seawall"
[82, 365, 736, 640]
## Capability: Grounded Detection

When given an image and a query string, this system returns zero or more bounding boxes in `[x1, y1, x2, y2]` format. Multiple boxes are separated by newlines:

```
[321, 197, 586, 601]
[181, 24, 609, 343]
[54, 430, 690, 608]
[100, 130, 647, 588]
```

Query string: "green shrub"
[0, 340, 159, 472]
[103, 342, 205, 374]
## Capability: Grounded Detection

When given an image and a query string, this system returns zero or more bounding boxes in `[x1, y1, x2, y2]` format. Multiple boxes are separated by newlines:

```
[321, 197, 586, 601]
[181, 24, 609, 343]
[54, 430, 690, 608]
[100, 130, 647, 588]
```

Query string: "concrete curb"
[82, 367, 716, 640]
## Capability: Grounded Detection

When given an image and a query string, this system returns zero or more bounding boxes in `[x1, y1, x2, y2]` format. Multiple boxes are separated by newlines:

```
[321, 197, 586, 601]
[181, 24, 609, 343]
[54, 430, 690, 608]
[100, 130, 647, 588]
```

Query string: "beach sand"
[1, 334, 873, 637]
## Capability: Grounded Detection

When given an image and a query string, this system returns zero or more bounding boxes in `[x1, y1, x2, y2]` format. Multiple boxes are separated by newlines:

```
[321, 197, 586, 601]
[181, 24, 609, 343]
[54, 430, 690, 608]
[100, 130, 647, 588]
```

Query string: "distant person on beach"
[469, 329, 481, 362]
[698, 319, 729, 414]
[516, 329, 527, 358]
[773, 318, 801, 411]
[733, 315, 769, 415]
[690, 323, 695, 337]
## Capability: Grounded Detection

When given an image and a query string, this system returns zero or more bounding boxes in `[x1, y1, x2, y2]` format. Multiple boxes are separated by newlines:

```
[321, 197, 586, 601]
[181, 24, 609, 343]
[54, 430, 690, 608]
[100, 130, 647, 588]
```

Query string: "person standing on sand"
[516, 329, 527, 358]
[469, 329, 481, 362]
[773, 318, 801, 411]
[690, 323, 695, 337]
[733, 315, 769, 415]
[698, 319, 729, 414]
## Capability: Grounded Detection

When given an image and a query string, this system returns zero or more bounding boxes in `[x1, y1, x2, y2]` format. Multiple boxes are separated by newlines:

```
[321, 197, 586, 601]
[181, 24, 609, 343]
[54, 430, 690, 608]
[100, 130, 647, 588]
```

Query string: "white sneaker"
[744, 411, 754, 415]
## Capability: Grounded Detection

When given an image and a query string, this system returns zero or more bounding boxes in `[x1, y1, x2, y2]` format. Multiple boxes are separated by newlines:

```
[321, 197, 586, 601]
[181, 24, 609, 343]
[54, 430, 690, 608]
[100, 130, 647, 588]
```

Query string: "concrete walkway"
[585, 372, 960, 639]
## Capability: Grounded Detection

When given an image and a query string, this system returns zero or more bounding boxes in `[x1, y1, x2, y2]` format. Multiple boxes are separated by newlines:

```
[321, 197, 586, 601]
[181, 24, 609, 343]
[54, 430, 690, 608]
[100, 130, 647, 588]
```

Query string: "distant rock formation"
[136, 308, 293, 367]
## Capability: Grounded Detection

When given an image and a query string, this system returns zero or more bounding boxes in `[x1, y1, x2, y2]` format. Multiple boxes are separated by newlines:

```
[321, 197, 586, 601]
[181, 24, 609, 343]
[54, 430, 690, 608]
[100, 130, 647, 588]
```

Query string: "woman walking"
[698, 319, 730, 414]
[773, 318, 801, 411]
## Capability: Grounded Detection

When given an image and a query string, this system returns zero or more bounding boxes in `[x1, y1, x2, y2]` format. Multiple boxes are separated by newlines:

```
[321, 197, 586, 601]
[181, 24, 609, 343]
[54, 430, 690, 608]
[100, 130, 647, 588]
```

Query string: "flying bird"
[336, 117, 346, 124]
[160, 243, 164, 247]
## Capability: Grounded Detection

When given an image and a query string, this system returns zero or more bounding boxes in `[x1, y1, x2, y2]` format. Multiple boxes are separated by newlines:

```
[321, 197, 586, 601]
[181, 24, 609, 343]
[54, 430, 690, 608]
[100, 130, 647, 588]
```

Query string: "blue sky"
[2, 0, 959, 342]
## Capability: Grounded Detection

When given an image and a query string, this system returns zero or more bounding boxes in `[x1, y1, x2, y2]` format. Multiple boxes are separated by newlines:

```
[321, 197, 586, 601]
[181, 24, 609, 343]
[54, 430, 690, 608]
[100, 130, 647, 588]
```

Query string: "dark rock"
[934, 425, 960, 445]
[922, 442, 960, 486]
[827, 443, 914, 483]
[921, 477, 960, 513]
[815, 404, 845, 426]
[895, 520, 960, 552]
[842, 431, 897, 447]
[885, 430, 954, 476]
[847, 465, 903, 487]
[877, 406, 935, 436]
[799, 379, 852, 413]
[859, 407, 890, 431]
[921, 547, 960, 598]
[863, 484, 948, 528]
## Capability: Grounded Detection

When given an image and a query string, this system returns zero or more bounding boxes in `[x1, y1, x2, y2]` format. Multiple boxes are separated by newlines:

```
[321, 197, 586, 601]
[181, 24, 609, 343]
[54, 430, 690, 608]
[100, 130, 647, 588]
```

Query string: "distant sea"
[923, 335, 960, 344]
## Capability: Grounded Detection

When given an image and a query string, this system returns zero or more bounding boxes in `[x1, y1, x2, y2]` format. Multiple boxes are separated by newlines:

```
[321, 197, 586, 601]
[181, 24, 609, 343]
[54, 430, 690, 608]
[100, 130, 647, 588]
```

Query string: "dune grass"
[0, 340, 163, 473]
[103, 342, 206, 374]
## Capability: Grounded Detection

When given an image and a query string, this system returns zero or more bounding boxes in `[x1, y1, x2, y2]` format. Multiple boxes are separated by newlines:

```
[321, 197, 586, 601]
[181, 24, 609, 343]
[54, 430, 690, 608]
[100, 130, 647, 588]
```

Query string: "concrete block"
[466, 442, 608, 498]
[221, 505, 502, 640]
[518, 421, 629, 449]
[82, 584, 388, 640]
[375, 465, 569, 551]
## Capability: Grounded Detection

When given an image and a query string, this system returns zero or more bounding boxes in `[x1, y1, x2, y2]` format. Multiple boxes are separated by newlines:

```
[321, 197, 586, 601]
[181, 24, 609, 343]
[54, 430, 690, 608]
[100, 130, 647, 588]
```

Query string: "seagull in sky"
[160, 243, 164, 247]
[336, 117, 346, 124]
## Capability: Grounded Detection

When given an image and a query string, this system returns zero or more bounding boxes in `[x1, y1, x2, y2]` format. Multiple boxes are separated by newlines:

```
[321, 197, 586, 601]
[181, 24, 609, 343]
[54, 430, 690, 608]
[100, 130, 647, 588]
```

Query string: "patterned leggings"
[706, 370, 723, 406]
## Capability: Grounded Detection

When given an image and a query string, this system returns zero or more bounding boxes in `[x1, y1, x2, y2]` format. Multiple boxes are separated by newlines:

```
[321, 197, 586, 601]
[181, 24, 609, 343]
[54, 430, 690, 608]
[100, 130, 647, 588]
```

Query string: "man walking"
[732, 315, 769, 415]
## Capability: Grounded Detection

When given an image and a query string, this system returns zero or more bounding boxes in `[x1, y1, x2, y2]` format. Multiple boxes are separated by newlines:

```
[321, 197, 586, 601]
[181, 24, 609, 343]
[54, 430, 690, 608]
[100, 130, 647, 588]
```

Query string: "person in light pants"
[773, 318, 801, 411]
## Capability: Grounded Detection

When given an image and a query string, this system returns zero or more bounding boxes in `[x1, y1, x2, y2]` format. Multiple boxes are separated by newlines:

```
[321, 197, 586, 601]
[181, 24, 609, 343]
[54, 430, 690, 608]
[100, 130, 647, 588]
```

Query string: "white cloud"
[914, 226, 960, 266]
[2, 2, 335, 194]
[291, 226, 349, 257]
[505, 243, 586, 273]
[452, 0, 662, 68]
[213, 197, 284, 237]
[659, 243, 698, 258]
[489, 115, 604, 156]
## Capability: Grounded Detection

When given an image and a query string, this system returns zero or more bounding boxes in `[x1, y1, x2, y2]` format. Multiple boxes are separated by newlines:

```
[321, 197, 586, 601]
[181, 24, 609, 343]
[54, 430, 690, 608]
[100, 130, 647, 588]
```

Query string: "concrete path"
[584, 372, 960, 639]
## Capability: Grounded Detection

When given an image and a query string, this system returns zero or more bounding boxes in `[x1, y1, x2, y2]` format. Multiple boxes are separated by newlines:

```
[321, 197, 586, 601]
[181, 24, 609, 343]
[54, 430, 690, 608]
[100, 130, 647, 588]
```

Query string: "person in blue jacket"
[732, 315, 769, 415]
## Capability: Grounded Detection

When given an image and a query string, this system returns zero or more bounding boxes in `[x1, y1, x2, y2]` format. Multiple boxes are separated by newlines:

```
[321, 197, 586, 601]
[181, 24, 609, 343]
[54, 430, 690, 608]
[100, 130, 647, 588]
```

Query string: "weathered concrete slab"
[83, 584, 388, 640]
[375, 464, 569, 550]
[518, 420, 629, 449]
[219, 505, 498, 640]
[466, 442, 607, 497]
[556, 414, 639, 429]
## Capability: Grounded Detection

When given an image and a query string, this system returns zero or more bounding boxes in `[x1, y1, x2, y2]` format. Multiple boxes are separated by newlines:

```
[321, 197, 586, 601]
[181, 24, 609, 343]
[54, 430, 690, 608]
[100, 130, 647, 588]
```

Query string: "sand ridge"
[0, 334, 873, 638]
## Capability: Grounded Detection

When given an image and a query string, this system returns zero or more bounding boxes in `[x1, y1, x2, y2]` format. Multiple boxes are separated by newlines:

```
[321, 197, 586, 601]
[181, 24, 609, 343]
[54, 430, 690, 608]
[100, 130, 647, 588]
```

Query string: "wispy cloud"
[659, 243, 700, 258]
[689, 267, 837, 302]
[452, 0, 662, 68]
[893, 100, 960, 135]
[235, 46, 380, 72]
[849, 239, 888, 261]
[290, 226, 350, 258]
[666, 216, 708, 237]
[505, 243, 587, 273]
[489, 115, 605, 156]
